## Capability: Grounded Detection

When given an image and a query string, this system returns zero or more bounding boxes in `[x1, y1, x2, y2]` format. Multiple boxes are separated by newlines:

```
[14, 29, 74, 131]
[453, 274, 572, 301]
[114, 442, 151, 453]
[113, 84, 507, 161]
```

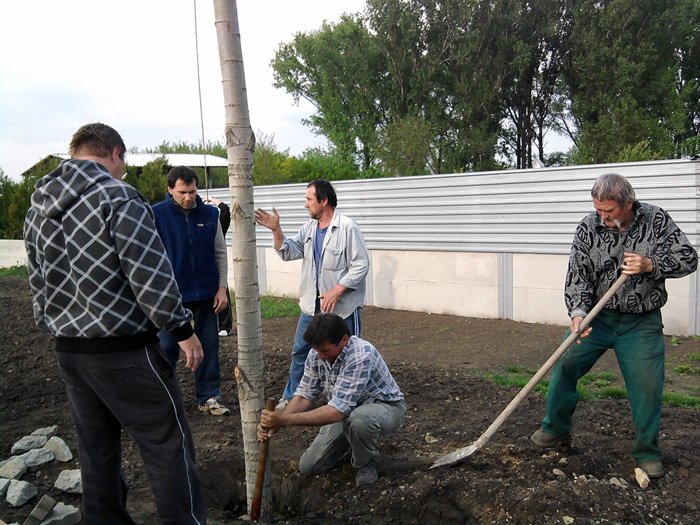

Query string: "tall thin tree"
[212, 0, 269, 520]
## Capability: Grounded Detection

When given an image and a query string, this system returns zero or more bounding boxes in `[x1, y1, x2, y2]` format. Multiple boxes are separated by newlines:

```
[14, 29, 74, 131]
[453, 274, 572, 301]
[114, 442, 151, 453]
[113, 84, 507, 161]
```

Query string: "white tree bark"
[212, 1, 269, 521]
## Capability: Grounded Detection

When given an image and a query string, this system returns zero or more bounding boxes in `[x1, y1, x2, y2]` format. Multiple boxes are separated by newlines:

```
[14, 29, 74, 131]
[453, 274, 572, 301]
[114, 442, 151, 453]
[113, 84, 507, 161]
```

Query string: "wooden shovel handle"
[250, 397, 277, 522]
[472, 273, 629, 449]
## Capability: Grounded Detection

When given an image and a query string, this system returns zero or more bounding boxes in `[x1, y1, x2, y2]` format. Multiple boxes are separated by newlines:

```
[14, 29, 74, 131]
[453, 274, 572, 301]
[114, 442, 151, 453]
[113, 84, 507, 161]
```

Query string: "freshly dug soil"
[1, 275, 699, 524]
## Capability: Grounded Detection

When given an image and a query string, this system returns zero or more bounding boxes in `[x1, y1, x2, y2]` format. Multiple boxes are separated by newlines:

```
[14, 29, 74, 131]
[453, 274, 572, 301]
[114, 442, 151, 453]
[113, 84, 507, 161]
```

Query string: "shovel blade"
[430, 442, 481, 469]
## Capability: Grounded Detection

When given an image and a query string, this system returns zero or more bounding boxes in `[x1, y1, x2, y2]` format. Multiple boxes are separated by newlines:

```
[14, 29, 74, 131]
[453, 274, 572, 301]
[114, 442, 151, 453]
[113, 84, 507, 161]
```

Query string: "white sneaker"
[199, 396, 231, 416]
[218, 330, 228, 337]
[276, 397, 289, 410]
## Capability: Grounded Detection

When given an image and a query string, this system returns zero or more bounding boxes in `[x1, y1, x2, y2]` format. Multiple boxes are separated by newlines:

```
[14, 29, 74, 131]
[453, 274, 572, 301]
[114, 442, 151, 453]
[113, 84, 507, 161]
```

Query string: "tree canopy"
[272, 0, 700, 174]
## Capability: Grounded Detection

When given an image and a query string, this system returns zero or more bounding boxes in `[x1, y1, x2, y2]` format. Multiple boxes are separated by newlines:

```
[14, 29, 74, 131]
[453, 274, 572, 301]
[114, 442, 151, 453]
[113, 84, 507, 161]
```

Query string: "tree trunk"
[212, 1, 268, 521]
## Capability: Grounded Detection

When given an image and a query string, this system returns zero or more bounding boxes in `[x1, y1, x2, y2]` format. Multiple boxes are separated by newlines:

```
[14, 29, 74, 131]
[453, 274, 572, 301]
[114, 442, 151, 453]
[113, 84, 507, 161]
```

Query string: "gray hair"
[591, 173, 636, 207]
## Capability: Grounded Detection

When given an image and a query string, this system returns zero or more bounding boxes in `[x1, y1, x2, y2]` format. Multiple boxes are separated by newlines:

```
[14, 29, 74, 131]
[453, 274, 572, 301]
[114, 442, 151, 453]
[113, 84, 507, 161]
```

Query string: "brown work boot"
[530, 429, 570, 448]
[637, 460, 664, 478]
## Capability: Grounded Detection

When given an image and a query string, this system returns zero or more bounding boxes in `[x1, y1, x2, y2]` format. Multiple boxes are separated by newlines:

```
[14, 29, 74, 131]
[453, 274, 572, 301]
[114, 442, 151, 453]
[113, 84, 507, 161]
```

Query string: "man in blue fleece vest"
[153, 166, 231, 416]
[24, 123, 207, 524]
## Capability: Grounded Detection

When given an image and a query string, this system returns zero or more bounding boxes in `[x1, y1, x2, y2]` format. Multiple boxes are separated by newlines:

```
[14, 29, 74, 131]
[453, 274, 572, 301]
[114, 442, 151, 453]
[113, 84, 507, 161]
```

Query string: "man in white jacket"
[255, 179, 369, 407]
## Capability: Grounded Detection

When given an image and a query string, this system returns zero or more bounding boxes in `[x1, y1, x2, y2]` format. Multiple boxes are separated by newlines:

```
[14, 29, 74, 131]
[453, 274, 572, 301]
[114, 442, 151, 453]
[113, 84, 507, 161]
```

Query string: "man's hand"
[178, 334, 204, 371]
[257, 408, 284, 441]
[254, 207, 280, 231]
[204, 197, 222, 206]
[571, 316, 592, 344]
[319, 284, 348, 313]
[621, 252, 653, 275]
[213, 287, 228, 314]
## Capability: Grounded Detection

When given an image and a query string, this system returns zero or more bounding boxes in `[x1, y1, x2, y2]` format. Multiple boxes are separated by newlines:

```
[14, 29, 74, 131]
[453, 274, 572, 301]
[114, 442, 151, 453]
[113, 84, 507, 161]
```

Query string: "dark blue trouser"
[541, 308, 666, 462]
[159, 299, 221, 405]
[57, 344, 207, 525]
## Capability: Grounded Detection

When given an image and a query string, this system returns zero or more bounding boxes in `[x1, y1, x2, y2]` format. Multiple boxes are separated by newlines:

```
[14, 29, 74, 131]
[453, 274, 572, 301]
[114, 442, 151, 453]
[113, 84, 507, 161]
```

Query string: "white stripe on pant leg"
[144, 347, 202, 525]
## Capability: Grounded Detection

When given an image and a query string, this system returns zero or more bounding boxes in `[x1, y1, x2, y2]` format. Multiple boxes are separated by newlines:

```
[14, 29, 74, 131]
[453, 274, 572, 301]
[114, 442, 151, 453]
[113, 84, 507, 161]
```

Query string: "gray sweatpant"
[299, 400, 406, 476]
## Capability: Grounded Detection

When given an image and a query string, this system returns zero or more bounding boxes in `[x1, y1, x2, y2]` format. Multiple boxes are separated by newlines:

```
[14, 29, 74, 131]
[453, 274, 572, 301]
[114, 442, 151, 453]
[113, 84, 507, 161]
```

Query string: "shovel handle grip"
[251, 397, 277, 522]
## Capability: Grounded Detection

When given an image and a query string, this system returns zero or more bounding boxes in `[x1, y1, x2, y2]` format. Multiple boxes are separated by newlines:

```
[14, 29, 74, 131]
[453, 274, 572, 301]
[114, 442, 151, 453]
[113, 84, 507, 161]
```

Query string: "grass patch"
[579, 371, 616, 385]
[482, 372, 549, 394]
[503, 365, 537, 374]
[663, 392, 700, 409]
[232, 295, 300, 319]
[593, 386, 628, 399]
[259, 295, 300, 319]
[686, 353, 700, 362]
[673, 365, 700, 375]
[0, 265, 28, 277]
[480, 366, 699, 409]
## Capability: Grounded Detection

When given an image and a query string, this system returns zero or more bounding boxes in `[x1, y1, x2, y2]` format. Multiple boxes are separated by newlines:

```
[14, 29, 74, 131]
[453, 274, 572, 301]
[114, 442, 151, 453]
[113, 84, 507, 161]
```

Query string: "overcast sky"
[0, 1, 366, 179]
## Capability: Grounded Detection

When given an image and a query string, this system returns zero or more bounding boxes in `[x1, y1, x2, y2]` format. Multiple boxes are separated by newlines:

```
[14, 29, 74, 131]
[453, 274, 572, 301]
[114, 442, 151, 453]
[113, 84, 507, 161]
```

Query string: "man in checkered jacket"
[23, 123, 207, 524]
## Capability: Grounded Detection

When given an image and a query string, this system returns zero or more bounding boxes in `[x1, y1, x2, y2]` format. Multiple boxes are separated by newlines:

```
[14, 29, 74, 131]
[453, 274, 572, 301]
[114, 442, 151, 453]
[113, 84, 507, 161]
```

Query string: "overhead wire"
[193, 0, 210, 200]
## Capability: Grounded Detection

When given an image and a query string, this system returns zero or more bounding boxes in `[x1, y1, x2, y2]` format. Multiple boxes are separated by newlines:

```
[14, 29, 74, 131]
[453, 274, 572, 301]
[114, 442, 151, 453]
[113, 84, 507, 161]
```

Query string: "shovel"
[250, 397, 277, 522]
[431, 273, 629, 469]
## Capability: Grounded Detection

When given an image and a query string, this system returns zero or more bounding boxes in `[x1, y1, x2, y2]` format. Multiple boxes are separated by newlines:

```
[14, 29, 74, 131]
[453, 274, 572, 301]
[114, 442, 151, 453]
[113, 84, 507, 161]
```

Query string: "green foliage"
[124, 158, 168, 205]
[0, 158, 59, 239]
[560, 0, 686, 164]
[271, 0, 699, 170]
[378, 117, 434, 176]
[0, 265, 28, 277]
[686, 353, 700, 362]
[273, 15, 385, 170]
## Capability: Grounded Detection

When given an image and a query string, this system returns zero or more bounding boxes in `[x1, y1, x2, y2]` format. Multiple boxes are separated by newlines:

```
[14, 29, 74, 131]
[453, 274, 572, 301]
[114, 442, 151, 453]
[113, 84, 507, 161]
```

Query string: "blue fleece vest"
[152, 193, 220, 303]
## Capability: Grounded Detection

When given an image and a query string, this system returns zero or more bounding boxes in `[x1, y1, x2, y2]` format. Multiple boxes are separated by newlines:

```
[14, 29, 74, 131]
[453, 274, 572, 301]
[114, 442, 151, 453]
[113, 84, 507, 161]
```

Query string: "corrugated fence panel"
[210, 159, 699, 255]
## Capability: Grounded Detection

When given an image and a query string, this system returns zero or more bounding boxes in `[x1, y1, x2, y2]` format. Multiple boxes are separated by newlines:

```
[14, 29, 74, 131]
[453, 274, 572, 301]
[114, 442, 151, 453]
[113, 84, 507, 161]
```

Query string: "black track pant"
[57, 343, 207, 524]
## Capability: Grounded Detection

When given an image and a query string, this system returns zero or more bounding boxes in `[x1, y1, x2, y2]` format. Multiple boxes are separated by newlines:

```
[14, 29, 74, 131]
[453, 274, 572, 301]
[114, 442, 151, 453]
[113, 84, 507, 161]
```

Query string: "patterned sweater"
[565, 201, 697, 318]
[24, 159, 193, 352]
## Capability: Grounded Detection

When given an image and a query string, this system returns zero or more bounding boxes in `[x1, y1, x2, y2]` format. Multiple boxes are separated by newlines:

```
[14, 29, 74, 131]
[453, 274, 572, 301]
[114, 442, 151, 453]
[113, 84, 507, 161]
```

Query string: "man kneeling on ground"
[258, 313, 406, 486]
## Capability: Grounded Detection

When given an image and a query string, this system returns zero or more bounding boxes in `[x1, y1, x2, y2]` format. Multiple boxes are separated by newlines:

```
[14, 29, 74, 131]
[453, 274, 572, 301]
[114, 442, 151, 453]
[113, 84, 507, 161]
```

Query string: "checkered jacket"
[24, 159, 193, 349]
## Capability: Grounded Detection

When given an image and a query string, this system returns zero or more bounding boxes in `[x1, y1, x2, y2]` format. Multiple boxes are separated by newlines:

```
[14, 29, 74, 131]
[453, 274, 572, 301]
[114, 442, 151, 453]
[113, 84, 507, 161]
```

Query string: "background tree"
[498, 0, 563, 168]
[273, 15, 385, 170]
[673, 0, 700, 157]
[377, 116, 433, 176]
[145, 140, 229, 187]
[560, 0, 684, 163]
[0, 159, 59, 240]
[124, 157, 168, 205]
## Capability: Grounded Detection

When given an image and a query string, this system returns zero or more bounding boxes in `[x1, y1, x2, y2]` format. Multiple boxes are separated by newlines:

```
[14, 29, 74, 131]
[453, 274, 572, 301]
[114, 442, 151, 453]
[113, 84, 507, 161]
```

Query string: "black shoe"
[356, 458, 378, 486]
[530, 429, 570, 448]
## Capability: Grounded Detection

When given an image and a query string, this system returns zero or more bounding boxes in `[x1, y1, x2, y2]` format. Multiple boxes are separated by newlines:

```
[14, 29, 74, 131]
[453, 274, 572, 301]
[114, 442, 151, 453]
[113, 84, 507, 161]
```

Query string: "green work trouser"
[541, 308, 665, 462]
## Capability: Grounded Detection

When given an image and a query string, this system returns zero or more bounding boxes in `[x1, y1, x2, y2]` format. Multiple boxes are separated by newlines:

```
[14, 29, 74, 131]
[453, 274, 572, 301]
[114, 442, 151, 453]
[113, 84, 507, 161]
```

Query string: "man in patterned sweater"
[257, 313, 406, 487]
[531, 173, 697, 479]
[24, 123, 207, 524]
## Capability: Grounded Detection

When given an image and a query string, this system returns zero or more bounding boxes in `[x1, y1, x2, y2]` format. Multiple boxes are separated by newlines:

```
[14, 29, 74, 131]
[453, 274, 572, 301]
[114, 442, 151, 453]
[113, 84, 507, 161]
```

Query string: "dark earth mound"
[2, 275, 699, 524]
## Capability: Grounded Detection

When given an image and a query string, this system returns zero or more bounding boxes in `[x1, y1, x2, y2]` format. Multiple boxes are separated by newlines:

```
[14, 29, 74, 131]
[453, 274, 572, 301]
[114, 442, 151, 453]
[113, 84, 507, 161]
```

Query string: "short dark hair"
[303, 313, 351, 347]
[167, 166, 199, 189]
[69, 123, 126, 160]
[308, 179, 337, 209]
[591, 173, 636, 207]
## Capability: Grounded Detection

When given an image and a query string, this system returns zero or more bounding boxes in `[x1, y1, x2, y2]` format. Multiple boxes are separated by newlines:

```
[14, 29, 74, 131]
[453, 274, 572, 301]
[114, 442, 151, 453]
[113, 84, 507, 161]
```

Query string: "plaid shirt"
[295, 336, 403, 415]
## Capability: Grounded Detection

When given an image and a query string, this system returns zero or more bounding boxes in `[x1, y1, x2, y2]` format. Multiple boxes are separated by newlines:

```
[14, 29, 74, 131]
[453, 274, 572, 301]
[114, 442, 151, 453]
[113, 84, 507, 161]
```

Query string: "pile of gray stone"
[0, 426, 81, 524]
